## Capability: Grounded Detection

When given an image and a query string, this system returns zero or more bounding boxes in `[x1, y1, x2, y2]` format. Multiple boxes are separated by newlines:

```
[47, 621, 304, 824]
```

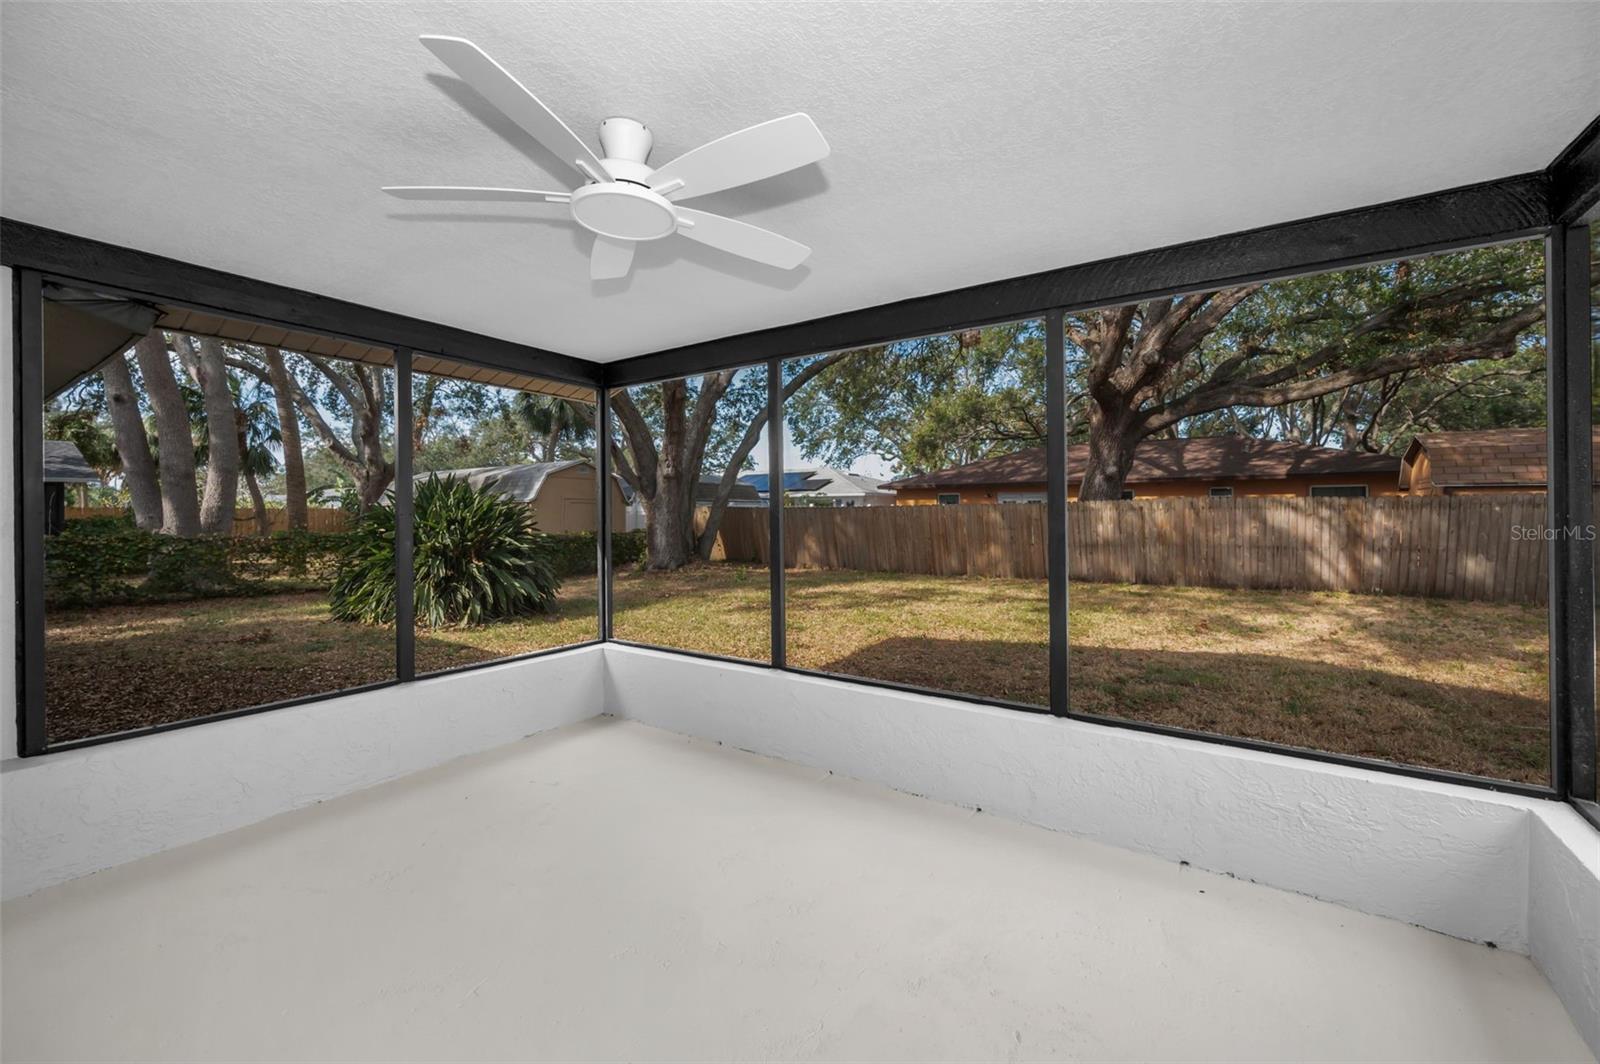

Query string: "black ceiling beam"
[1551, 113, 1600, 225]
[606, 170, 1550, 386]
[0, 217, 602, 387]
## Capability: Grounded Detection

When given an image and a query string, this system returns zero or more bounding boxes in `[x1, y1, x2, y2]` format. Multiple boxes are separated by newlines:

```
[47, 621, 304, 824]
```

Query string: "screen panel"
[1061, 238, 1551, 784]
[40, 288, 396, 743]
[607, 366, 772, 662]
[782, 321, 1049, 707]
[409, 355, 602, 674]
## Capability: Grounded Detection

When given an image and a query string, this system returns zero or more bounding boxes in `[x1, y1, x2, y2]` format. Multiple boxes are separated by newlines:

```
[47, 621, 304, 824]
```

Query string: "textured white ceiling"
[3, 2, 1596, 362]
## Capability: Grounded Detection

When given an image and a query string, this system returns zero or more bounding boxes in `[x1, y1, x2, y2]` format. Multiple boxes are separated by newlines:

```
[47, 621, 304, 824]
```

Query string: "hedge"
[537, 530, 646, 577]
[45, 517, 352, 607]
[46, 516, 647, 608]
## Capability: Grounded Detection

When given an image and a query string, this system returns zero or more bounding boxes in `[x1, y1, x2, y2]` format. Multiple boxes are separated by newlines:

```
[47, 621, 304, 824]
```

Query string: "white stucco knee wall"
[603, 644, 1600, 1055]
[603, 645, 1534, 944]
[1528, 806, 1600, 1054]
[1, 646, 604, 900]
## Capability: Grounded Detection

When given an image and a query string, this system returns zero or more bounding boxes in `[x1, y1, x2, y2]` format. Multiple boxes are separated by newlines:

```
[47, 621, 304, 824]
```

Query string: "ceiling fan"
[384, 36, 830, 281]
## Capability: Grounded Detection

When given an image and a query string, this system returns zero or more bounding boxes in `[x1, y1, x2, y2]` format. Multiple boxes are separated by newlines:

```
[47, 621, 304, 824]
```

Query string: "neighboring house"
[1398, 427, 1600, 495]
[44, 440, 99, 534]
[883, 437, 1403, 503]
[617, 476, 763, 531]
[739, 466, 895, 507]
[419, 460, 626, 534]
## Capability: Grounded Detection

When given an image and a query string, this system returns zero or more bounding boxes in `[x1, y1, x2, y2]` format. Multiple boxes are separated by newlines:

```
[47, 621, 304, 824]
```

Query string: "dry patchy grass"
[44, 566, 1550, 783]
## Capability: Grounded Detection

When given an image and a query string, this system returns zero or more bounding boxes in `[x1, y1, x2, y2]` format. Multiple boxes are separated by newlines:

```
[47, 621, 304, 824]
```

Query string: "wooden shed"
[418, 460, 625, 534]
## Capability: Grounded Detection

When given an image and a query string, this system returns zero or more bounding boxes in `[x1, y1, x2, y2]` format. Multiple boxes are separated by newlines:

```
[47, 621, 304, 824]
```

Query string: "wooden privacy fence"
[65, 506, 351, 535]
[710, 494, 1568, 604]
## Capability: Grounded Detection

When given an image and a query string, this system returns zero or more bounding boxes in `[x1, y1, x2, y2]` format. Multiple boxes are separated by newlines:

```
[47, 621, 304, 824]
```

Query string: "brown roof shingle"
[1402, 428, 1599, 489]
[883, 436, 1400, 490]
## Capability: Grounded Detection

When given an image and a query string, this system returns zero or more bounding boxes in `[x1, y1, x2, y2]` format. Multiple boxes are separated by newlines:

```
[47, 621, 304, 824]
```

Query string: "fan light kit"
[384, 36, 830, 281]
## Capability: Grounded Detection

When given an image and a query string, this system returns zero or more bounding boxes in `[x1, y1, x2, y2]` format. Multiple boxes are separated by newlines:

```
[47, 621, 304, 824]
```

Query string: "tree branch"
[693, 352, 849, 558]
[608, 389, 658, 501]
[1149, 304, 1545, 432]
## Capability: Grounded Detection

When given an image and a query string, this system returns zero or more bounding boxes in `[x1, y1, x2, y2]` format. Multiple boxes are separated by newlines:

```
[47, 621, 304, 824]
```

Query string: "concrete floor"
[1, 718, 1591, 1063]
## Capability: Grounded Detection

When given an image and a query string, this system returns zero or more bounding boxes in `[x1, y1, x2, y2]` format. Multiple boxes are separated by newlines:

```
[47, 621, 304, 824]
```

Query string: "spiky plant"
[329, 475, 560, 627]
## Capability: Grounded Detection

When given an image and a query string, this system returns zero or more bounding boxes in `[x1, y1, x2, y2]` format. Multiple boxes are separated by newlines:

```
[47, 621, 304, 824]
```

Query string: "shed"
[1398, 428, 1600, 494]
[419, 460, 625, 534]
[44, 440, 99, 534]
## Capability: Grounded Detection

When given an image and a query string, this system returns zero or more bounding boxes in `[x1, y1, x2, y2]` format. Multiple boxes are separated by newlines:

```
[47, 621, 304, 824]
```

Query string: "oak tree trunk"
[645, 467, 696, 569]
[236, 409, 270, 536]
[264, 349, 308, 531]
[350, 365, 395, 509]
[133, 333, 201, 537]
[176, 336, 242, 535]
[244, 468, 269, 535]
[411, 375, 439, 456]
[100, 351, 163, 530]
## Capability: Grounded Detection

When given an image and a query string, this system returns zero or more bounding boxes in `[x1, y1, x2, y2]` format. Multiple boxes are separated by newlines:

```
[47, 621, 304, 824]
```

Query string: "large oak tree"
[610, 354, 846, 570]
[787, 242, 1558, 501]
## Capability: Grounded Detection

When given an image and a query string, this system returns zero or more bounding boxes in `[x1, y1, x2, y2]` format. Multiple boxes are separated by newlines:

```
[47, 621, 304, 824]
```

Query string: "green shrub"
[145, 535, 242, 597]
[611, 530, 647, 569]
[536, 531, 599, 578]
[229, 530, 351, 583]
[534, 529, 645, 577]
[329, 475, 561, 628]
[45, 518, 353, 608]
[44, 518, 151, 606]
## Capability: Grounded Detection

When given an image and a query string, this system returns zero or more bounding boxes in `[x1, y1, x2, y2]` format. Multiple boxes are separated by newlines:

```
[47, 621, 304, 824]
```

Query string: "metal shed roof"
[43, 440, 97, 483]
[418, 460, 591, 503]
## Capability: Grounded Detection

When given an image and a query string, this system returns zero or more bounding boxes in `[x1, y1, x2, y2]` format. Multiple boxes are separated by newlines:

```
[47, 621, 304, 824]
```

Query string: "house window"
[1209, 487, 1234, 498]
[938, 493, 960, 505]
[998, 492, 1047, 505]
[1310, 485, 1368, 498]
[1119, 490, 1136, 500]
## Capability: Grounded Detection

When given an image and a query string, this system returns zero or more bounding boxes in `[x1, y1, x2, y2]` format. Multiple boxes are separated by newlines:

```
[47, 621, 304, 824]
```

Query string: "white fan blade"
[419, 36, 608, 184]
[382, 186, 570, 202]
[591, 235, 636, 280]
[673, 208, 810, 270]
[649, 114, 829, 201]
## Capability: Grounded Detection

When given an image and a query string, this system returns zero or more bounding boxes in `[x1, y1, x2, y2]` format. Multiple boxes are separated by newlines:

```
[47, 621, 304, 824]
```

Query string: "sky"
[749, 420, 896, 481]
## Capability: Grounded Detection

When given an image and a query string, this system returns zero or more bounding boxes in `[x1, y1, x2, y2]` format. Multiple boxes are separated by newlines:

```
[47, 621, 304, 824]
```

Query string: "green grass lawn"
[45, 565, 1550, 783]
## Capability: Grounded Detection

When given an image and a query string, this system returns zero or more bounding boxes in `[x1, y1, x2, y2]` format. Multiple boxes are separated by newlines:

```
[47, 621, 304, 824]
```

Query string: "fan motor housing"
[598, 117, 653, 164]
[570, 183, 678, 242]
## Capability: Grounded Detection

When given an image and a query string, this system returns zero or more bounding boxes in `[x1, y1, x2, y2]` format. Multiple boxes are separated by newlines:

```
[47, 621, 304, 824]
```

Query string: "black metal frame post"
[768, 359, 786, 668]
[596, 387, 614, 642]
[1551, 225, 1597, 802]
[394, 348, 415, 683]
[14, 269, 45, 756]
[1045, 309, 1070, 717]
